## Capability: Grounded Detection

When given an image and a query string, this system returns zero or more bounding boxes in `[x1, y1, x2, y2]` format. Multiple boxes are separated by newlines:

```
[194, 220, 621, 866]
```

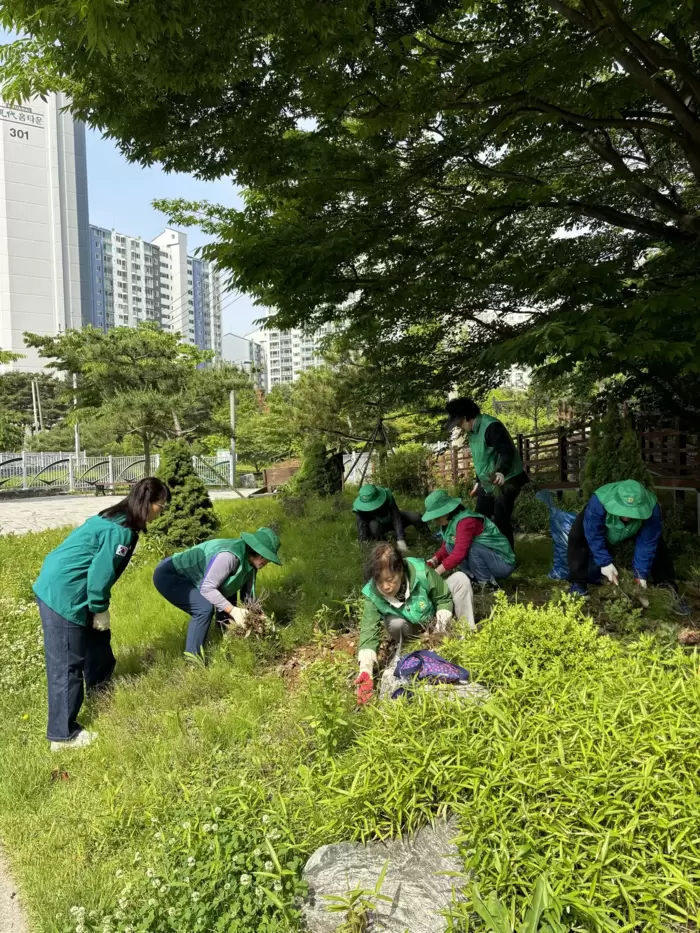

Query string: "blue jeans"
[153, 558, 221, 657]
[37, 598, 115, 742]
[462, 543, 515, 583]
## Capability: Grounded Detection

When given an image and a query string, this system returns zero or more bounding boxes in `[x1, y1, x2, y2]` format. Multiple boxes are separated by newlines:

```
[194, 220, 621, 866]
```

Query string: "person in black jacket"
[445, 397, 529, 548]
[352, 484, 428, 552]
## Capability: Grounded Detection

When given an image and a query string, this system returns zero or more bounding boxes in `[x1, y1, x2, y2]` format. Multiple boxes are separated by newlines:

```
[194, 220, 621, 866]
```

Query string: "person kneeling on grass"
[567, 480, 690, 615]
[153, 527, 282, 658]
[33, 477, 171, 752]
[355, 542, 474, 704]
[422, 489, 516, 590]
[353, 483, 429, 553]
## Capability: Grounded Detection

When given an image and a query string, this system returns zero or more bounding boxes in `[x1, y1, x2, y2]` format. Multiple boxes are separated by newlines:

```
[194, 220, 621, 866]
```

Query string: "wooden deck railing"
[432, 423, 700, 490]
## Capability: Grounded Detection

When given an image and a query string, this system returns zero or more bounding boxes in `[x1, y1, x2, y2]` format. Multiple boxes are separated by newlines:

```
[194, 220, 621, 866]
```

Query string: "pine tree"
[582, 409, 652, 500]
[149, 440, 219, 552]
[287, 440, 343, 498]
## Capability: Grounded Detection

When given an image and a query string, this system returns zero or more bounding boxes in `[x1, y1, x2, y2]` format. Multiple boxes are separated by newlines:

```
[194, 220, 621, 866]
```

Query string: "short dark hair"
[446, 397, 480, 421]
[364, 541, 406, 584]
[100, 477, 171, 532]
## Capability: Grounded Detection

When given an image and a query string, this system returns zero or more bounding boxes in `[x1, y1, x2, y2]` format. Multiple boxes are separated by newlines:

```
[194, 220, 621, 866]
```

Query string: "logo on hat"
[361, 492, 373, 501]
[627, 496, 635, 504]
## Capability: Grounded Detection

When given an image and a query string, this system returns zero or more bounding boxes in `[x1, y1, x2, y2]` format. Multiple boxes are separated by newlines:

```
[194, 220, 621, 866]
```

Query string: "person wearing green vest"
[567, 480, 690, 614]
[355, 542, 474, 704]
[422, 489, 516, 588]
[33, 477, 172, 751]
[352, 484, 428, 552]
[445, 398, 529, 548]
[153, 527, 282, 657]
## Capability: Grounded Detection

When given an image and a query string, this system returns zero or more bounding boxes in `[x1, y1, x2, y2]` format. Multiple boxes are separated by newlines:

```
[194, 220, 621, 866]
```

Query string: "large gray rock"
[302, 817, 465, 933]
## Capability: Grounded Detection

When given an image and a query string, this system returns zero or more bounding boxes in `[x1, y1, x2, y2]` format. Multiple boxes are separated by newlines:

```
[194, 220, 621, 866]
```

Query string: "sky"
[85, 130, 263, 337]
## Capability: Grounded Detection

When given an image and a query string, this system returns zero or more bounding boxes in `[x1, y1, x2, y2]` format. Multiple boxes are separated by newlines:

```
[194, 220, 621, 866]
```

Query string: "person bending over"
[353, 483, 429, 553]
[354, 542, 474, 704]
[567, 480, 689, 615]
[422, 489, 515, 590]
[153, 526, 282, 657]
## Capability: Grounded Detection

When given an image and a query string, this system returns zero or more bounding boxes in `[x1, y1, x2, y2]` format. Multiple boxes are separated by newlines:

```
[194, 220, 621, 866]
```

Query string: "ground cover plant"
[0, 496, 699, 932]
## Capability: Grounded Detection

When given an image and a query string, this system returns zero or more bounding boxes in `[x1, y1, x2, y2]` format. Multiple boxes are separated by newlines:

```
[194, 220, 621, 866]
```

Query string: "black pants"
[567, 510, 676, 586]
[37, 597, 116, 742]
[357, 510, 428, 543]
[476, 484, 523, 549]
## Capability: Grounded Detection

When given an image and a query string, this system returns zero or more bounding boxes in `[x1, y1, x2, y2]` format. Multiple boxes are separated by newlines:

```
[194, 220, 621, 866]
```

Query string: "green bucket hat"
[596, 480, 657, 520]
[241, 526, 282, 565]
[422, 488, 463, 522]
[353, 484, 388, 512]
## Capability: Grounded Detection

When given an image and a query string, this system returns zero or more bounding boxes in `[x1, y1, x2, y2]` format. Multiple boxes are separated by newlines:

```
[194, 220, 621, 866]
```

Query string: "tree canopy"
[2, 1, 699, 420]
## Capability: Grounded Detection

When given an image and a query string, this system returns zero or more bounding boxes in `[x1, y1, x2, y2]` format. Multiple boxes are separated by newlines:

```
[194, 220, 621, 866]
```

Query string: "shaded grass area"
[0, 494, 699, 932]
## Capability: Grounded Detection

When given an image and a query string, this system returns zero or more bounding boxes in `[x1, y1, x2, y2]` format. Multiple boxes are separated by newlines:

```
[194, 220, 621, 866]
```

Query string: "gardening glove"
[434, 609, 453, 635]
[601, 564, 619, 586]
[634, 578, 648, 589]
[357, 649, 377, 677]
[92, 611, 111, 632]
[492, 472, 505, 487]
[354, 672, 374, 706]
[228, 606, 249, 630]
[396, 540, 409, 554]
[470, 483, 479, 498]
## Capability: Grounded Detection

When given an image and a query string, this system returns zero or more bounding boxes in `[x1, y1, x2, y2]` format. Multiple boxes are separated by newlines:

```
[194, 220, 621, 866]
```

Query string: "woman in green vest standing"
[422, 489, 516, 587]
[33, 477, 172, 751]
[445, 398, 529, 548]
[355, 541, 473, 704]
[153, 527, 282, 657]
[567, 480, 690, 614]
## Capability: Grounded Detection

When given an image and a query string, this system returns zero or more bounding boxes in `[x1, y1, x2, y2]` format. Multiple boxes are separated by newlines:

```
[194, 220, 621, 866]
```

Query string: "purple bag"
[392, 650, 470, 699]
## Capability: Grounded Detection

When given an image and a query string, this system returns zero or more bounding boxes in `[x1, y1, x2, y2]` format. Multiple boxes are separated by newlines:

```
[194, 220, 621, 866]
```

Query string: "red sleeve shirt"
[431, 517, 484, 572]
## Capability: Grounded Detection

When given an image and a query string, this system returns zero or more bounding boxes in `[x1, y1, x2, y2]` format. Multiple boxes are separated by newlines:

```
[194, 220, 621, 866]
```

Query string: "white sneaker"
[50, 730, 98, 752]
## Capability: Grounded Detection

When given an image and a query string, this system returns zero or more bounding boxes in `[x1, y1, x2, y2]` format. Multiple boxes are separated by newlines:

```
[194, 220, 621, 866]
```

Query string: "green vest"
[445, 508, 515, 565]
[468, 414, 523, 492]
[171, 538, 256, 598]
[362, 558, 434, 625]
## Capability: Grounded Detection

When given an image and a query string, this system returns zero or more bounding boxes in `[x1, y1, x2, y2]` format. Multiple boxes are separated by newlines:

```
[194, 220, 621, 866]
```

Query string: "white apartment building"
[221, 331, 267, 390]
[249, 320, 334, 387]
[90, 226, 222, 357]
[0, 93, 91, 371]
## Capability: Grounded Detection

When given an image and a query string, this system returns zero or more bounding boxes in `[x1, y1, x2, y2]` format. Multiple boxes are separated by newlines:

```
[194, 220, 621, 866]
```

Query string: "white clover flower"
[148, 898, 156, 907]
[261, 814, 270, 824]
[211, 823, 218, 833]
[184, 876, 190, 884]
[154, 831, 163, 841]
[192, 892, 200, 903]
[146, 869, 154, 878]
[224, 883, 231, 892]
[188, 856, 196, 866]
[202, 823, 211, 833]
[240, 874, 252, 886]
[114, 870, 123, 879]
[182, 821, 191, 830]
[269, 830, 281, 841]
[264, 861, 274, 872]
[152, 879, 162, 889]
[169, 837, 176, 844]
[253, 848, 262, 857]
[214, 806, 221, 817]
[150, 817, 158, 825]
[274, 882, 283, 892]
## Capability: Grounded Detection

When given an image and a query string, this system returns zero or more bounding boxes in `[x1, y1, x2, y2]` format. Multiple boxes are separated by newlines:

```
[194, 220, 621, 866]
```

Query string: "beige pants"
[446, 571, 476, 631]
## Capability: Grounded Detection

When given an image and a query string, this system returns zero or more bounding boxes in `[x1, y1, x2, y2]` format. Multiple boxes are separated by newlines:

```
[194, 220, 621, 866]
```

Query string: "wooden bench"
[88, 480, 136, 497]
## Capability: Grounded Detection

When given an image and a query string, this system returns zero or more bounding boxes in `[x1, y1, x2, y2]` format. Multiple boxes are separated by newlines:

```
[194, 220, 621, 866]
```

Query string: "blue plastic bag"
[536, 489, 576, 580]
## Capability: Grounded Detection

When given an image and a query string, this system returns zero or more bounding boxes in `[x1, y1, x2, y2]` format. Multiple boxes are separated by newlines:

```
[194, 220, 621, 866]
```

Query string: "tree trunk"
[172, 411, 183, 437]
[143, 434, 152, 475]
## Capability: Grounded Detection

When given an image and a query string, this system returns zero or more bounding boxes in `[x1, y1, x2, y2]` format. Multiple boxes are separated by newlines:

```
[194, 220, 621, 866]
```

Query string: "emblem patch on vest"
[116, 544, 129, 556]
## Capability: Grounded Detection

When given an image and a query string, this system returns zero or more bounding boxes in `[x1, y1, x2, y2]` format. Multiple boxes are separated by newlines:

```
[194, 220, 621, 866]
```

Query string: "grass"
[0, 493, 699, 932]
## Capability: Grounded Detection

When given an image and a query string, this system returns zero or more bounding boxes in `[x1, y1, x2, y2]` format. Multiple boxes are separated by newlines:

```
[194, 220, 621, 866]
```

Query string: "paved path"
[0, 489, 255, 536]
[0, 848, 28, 933]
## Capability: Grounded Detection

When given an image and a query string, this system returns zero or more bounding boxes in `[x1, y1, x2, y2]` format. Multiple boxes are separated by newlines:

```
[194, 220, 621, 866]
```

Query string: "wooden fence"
[432, 423, 700, 491]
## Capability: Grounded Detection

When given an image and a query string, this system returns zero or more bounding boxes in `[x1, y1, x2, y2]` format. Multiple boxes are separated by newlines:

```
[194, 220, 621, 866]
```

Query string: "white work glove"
[357, 648, 377, 677]
[228, 606, 249, 630]
[396, 540, 409, 554]
[470, 483, 479, 497]
[492, 472, 505, 487]
[92, 611, 111, 632]
[601, 564, 619, 585]
[634, 578, 647, 589]
[434, 609, 453, 635]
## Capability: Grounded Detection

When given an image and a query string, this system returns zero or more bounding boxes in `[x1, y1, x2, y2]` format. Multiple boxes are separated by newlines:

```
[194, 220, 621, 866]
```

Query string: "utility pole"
[34, 378, 44, 432]
[229, 389, 237, 488]
[72, 373, 80, 459]
[30, 378, 39, 433]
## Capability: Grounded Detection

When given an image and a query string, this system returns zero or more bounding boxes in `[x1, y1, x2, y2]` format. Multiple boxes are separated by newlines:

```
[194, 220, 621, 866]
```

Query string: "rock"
[302, 817, 465, 933]
[378, 666, 490, 704]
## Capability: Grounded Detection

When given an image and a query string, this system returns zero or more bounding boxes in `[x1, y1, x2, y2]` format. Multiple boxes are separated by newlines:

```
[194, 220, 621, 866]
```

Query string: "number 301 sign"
[9, 128, 29, 140]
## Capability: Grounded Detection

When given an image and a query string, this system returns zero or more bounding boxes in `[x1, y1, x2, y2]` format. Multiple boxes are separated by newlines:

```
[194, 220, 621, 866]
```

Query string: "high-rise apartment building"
[249, 320, 334, 387]
[0, 93, 91, 371]
[221, 331, 267, 390]
[89, 226, 222, 357]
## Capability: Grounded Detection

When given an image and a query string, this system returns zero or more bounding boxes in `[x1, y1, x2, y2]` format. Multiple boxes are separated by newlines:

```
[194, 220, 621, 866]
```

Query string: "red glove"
[354, 671, 374, 706]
